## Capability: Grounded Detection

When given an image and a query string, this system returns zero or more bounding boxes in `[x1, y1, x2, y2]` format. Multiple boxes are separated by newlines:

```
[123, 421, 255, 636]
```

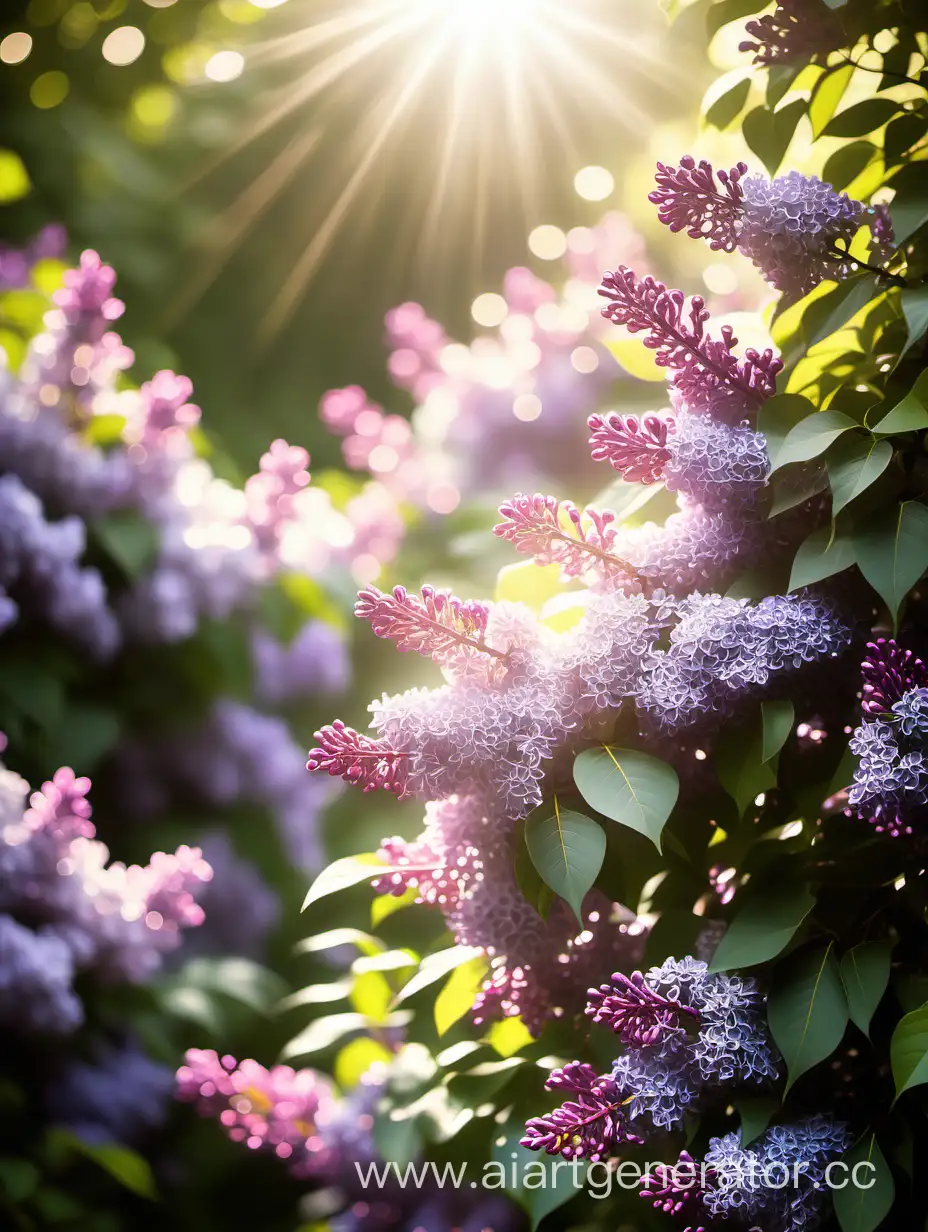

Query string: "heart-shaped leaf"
[872, 370, 928, 436]
[853, 501, 928, 625]
[767, 944, 849, 1090]
[827, 436, 893, 515]
[840, 941, 893, 1036]
[772, 412, 859, 472]
[709, 884, 816, 972]
[833, 1134, 895, 1232]
[762, 700, 795, 762]
[789, 526, 856, 591]
[573, 746, 679, 850]
[891, 1001, 928, 1098]
[302, 854, 386, 910]
[525, 803, 605, 925]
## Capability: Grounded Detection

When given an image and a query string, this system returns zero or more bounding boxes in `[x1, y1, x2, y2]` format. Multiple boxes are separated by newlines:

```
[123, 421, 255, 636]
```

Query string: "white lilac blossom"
[522, 957, 779, 1159]
[650, 157, 896, 298]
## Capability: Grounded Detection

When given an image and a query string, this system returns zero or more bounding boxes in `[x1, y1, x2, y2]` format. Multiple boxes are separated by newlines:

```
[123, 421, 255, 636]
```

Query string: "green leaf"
[768, 944, 849, 1090]
[707, 0, 767, 38]
[0, 149, 31, 203]
[335, 1038, 393, 1089]
[762, 700, 795, 762]
[824, 98, 901, 138]
[525, 802, 605, 924]
[736, 1095, 779, 1146]
[770, 464, 829, 517]
[704, 75, 751, 130]
[827, 436, 893, 514]
[176, 957, 287, 1014]
[302, 854, 385, 910]
[372, 885, 418, 927]
[716, 720, 776, 815]
[823, 141, 877, 192]
[759, 394, 818, 471]
[772, 411, 859, 472]
[491, 1126, 582, 1229]
[872, 370, 928, 436]
[809, 64, 854, 138]
[709, 883, 816, 972]
[840, 941, 893, 1036]
[808, 276, 876, 349]
[434, 954, 489, 1036]
[789, 525, 856, 590]
[295, 927, 383, 957]
[92, 512, 159, 580]
[833, 1135, 895, 1232]
[83, 413, 127, 448]
[901, 285, 928, 358]
[0, 1158, 39, 1202]
[743, 99, 806, 175]
[488, 1017, 534, 1057]
[573, 746, 679, 851]
[395, 945, 485, 1005]
[853, 501, 928, 625]
[890, 1001, 928, 1098]
[52, 1133, 156, 1200]
[885, 112, 927, 165]
[282, 1010, 412, 1061]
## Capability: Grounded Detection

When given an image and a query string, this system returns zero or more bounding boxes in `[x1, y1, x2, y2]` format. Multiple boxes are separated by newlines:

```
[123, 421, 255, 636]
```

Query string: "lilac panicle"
[598, 267, 781, 419]
[494, 493, 639, 591]
[587, 412, 674, 483]
[521, 1064, 643, 1161]
[354, 584, 498, 668]
[741, 1, 845, 67]
[861, 638, 928, 715]
[307, 720, 409, 796]
[650, 156, 747, 252]
[586, 969, 700, 1046]
[640, 1150, 711, 1223]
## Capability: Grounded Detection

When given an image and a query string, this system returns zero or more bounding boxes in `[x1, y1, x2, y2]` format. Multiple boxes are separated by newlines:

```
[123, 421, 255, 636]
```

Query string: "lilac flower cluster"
[522, 957, 779, 1159]
[176, 1050, 521, 1230]
[0, 225, 66, 291]
[51, 1039, 174, 1145]
[317, 211, 651, 566]
[0, 754, 211, 1032]
[308, 243, 852, 1026]
[740, 1, 845, 67]
[650, 157, 894, 298]
[847, 640, 928, 837]
[642, 1116, 851, 1232]
[176, 1048, 348, 1179]
[0, 242, 364, 651]
[118, 698, 343, 874]
[636, 593, 852, 735]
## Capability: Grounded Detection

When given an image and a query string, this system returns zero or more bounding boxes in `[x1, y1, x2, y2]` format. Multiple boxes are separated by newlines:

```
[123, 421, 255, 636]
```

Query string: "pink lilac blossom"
[0, 753, 211, 1017]
[587, 411, 674, 483]
[175, 1049, 342, 1179]
[494, 494, 640, 592]
[650, 158, 895, 299]
[355, 584, 496, 671]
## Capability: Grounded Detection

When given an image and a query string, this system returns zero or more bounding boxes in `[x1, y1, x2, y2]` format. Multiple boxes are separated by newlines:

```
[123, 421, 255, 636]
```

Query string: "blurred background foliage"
[0, 0, 704, 467]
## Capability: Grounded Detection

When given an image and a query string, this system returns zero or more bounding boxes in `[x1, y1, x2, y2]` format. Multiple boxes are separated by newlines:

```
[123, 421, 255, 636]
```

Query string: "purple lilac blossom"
[701, 1117, 852, 1231]
[51, 1039, 174, 1144]
[0, 471, 120, 659]
[663, 412, 770, 509]
[636, 593, 852, 735]
[252, 620, 350, 706]
[587, 411, 674, 483]
[740, 1, 845, 67]
[183, 832, 280, 961]
[0, 914, 83, 1033]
